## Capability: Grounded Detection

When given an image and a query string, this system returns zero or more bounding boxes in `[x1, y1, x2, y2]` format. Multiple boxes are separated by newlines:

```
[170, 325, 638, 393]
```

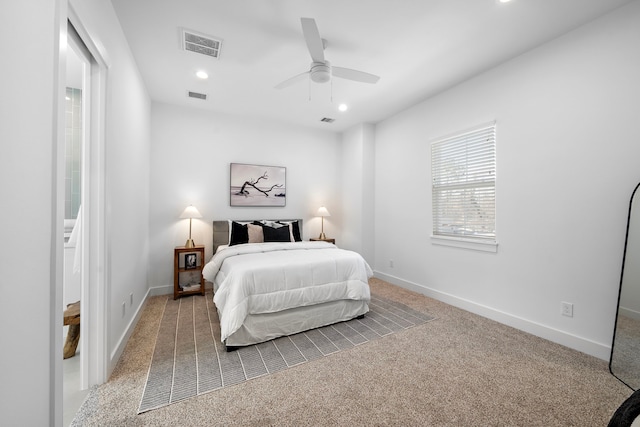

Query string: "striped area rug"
[138, 292, 436, 413]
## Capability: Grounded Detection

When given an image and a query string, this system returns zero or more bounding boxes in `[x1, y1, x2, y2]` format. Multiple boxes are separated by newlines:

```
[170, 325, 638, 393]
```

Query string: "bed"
[202, 219, 372, 349]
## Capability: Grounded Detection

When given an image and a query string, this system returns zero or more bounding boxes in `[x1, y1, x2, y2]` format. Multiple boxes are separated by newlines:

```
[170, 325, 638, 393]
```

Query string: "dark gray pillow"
[229, 221, 249, 246]
[278, 220, 302, 241]
[257, 222, 291, 242]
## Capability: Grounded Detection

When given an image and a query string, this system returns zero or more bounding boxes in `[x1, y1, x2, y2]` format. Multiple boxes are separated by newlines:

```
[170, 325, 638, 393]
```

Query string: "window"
[431, 122, 497, 251]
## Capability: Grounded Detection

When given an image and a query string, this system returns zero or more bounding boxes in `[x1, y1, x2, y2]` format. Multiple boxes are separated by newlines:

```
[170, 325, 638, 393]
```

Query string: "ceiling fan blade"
[274, 71, 309, 89]
[301, 17, 325, 63]
[332, 66, 380, 84]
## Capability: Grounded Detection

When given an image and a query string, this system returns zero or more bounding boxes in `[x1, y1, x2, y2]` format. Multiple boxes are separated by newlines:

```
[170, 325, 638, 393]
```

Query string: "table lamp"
[180, 205, 202, 248]
[316, 206, 331, 239]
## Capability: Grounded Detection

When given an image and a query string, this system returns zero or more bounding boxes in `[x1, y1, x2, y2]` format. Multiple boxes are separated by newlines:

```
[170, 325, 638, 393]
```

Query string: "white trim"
[373, 271, 611, 361]
[68, 21, 93, 392]
[68, 4, 110, 389]
[109, 288, 151, 372]
[619, 306, 640, 321]
[149, 284, 174, 296]
[53, 1, 68, 425]
[431, 235, 498, 253]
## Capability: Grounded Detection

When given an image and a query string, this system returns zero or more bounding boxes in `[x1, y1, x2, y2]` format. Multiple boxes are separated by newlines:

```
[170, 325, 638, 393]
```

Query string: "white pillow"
[259, 220, 285, 229]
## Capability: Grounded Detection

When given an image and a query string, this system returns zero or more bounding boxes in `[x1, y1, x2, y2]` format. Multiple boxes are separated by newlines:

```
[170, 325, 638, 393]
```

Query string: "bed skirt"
[221, 299, 369, 348]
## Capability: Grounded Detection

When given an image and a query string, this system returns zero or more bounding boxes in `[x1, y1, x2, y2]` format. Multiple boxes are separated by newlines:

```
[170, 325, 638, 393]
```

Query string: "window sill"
[430, 235, 498, 253]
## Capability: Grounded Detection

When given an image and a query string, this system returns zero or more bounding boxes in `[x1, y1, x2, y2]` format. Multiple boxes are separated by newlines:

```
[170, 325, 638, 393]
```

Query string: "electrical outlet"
[122, 302, 126, 318]
[561, 302, 573, 317]
[389, 260, 394, 268]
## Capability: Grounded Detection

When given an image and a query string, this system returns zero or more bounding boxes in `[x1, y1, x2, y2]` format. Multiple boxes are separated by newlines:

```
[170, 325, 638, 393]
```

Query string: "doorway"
[62, 16, 108, 424]
[62, 22, 90, 424]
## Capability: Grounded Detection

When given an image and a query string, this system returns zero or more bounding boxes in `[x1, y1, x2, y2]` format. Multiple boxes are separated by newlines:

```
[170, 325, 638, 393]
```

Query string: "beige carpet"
[138, 292, 435, 413]
[72, 278, 632, 426]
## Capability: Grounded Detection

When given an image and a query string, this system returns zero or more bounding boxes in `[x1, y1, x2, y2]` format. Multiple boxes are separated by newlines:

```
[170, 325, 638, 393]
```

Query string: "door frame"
[67, 4, 109, 389]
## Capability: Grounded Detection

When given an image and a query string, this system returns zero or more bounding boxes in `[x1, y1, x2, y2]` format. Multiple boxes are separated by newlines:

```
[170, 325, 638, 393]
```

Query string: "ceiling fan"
[275, 17, 380, 90]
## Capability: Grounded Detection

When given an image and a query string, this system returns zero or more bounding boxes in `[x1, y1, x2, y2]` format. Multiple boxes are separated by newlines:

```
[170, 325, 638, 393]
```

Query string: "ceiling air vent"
[188, 91, 207, 100]
[320, 117, 335, 123]
[182, 29, 222, 59]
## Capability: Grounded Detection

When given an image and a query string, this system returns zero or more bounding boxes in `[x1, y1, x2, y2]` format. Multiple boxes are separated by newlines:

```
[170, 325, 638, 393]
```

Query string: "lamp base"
[184, 239, 196, 248]
[318, 232, 326, 240]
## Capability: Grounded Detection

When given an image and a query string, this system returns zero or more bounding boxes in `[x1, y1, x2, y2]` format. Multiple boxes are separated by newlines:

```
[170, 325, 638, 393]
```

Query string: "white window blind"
[431, 122, 496, 243]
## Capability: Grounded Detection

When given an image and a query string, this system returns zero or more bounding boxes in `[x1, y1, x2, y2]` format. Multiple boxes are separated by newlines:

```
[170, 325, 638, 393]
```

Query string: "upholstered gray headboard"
[212, 219, 303, 253]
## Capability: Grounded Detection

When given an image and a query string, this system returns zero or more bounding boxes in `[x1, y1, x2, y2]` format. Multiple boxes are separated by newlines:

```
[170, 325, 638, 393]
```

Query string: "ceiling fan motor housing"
[310, 61, 331, 83]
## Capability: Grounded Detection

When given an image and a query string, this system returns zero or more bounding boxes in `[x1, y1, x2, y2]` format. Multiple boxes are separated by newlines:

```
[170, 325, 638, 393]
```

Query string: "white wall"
[341, 123, 375, 264]
[68, 0, 151, 374]
[0, 2, 63, 424]
[373, 0, 640, 360]
[0, 1, 151, 422]
[149, 102, 341, 292]
[2, 3, 636, 425]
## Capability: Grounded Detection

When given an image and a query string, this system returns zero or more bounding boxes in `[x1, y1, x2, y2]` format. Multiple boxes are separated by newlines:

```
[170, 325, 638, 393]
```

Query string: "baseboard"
[373, 270, 611, 361]
[148, 284, 172, 296]
[108, 282, 214, 375]
[108, 287, 152, 377]
[620, 306, 640, 321]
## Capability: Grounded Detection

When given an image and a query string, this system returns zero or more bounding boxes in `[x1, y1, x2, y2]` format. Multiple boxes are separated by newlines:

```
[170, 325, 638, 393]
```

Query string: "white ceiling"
[110, 0, 633, 133]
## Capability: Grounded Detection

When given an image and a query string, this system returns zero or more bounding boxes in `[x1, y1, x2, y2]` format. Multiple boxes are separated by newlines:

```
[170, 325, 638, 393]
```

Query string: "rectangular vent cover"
[320, 117, 335, 123]
[182, 29, 222, 59]
[188, 91, 207, 100]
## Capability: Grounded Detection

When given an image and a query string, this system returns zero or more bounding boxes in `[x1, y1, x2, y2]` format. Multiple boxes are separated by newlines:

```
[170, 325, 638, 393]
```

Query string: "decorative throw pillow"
[277, 220, 302, 241]
[256, 222, 291, 242]
[229, 221, 249, 246]
[247, 223, 264, 243]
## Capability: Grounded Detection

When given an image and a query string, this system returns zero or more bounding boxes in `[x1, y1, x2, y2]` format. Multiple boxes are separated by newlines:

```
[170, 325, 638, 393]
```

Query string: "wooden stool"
[63, 301, 80, 359]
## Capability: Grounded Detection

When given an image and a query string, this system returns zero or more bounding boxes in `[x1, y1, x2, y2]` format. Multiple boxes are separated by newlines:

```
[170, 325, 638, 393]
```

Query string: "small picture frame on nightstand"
[184, 253, 197, 270]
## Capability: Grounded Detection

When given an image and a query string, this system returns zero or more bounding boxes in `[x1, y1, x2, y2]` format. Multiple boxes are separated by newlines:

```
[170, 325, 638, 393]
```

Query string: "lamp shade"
[316, 206, 331, 217]
[180, 205, 202, 219]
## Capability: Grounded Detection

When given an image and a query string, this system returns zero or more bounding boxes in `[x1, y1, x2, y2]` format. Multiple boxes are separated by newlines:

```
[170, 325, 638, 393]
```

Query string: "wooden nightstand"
[174, 246, 205, 300]
[310, 237, 336, 244]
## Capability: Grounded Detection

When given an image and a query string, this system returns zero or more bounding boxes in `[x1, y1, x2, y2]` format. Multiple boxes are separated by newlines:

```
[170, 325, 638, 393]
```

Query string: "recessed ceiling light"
[338, 103, 348, 112]
[498, 0, 512, 3]
[196, 70, 208, 79]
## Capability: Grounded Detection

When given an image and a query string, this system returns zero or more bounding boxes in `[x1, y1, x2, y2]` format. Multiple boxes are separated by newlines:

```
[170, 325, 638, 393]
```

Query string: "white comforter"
[202, 241, 372, 342]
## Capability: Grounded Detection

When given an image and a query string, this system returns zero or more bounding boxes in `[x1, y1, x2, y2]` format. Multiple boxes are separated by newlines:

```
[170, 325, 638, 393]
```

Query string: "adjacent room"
[3, 0, 640, 425]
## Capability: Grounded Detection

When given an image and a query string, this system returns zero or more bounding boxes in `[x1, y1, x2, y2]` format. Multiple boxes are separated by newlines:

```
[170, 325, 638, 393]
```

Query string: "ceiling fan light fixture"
[274, 18, 379, 90]
[310, 62, 331, 83]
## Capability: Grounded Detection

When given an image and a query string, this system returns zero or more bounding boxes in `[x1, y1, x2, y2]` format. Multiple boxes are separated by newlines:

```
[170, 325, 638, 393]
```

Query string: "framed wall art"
[230, 163, 286, 207]
[184, 253, 197, 270]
